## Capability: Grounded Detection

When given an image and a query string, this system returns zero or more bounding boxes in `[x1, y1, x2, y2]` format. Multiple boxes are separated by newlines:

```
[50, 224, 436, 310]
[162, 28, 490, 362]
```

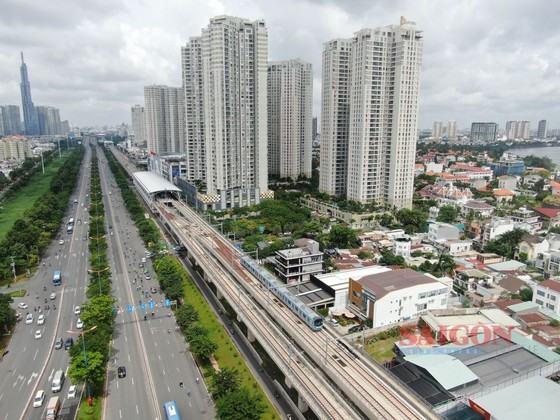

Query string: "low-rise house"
[348, 268, 449, 327]
[461, 200, 495, 217]
[440, 239, 473, 256]
[534, 207, 560, 229]
[548, 180, 560, 196]
[518, 234, 549, 262]
[419, 182, 474, 206]
[511, 207, 542, 234]
[523, 173, 543, 189]
[498, 175, 518, 191]
[482, 217, 515, 246]
[454, 268, 494, 295]
[428, 222, 460, 242]
[493, 188, 514, 204]
[477, 253, 504, 265]
[533, 279, 560, 315]
[274, 238, 324, 285]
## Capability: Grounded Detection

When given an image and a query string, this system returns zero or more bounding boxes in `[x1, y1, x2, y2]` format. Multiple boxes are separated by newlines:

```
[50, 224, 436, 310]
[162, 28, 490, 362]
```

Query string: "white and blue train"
[240, 256, 324, 331]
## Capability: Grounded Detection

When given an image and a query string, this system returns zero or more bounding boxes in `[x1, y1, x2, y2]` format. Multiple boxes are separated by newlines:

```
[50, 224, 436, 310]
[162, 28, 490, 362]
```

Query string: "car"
[37, 314, 45, 325]
[117, 366, 126, 378]
[16, 312, 22, 322]
[54, 338, 63, 350]
[32, 390, 45, 408]
[141, 257, 147, 264]
[330, 318, 339, 325]
[58, 239, 65, 245]
[145, 275, 151, 280]
[76, 318, 83, 329]
[67, 385, 77, 399]
[34, 330, 42, 339]
[49, 292, 56, 300]
[150, 287, 157, 294]
[348, 325, 362, 334]
[74, 306, 81, 315]
[64, 337, 74, 350]
[25, 313, 34, 324]
[18, 302, 28, 310]
[73, 199, 78, 204]
[82, 236, 87, 241]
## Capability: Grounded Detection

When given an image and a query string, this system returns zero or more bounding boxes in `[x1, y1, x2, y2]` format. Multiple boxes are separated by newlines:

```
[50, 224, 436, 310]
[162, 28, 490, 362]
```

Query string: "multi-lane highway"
[0, 143, 91, 420]
[97, 148, 213, 420]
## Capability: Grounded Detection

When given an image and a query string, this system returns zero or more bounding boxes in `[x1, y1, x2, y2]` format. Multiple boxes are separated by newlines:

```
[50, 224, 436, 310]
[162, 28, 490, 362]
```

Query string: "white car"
[34, 330, 42, 339]
[74, 306, 81, 315]
[58, 239, 65, 245]
[25, 313, 33, 324]
[49, 292, 56, 300]
[18, 302, 28, 310]
[32, 390, 45, 408]
[76, 318, 83, 329]
[37, 314, 45, 325]
[67, 385, 77, 399]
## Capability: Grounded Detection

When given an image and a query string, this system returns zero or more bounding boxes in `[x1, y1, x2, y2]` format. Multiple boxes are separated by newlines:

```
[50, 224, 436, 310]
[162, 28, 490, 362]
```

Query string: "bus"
[53, 271, 62, 286]
[163, 401, 181, 420]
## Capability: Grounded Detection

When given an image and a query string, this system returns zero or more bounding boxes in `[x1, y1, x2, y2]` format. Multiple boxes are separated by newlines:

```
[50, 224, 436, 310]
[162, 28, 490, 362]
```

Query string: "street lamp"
[67, 325, 97, 406]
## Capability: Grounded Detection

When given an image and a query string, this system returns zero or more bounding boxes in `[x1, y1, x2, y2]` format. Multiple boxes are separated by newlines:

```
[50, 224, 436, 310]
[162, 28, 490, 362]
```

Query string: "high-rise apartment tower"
[144, 85, 184, 155]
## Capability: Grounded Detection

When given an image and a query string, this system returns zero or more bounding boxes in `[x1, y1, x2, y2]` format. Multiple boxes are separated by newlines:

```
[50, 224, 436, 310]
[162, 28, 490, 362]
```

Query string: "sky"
[1, 0, 559, 129]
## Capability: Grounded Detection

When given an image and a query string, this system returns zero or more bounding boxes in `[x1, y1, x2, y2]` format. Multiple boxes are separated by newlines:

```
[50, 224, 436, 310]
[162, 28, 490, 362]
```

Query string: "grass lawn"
[7, 289, 26, 298]
[0, 152, 69, 240]
[182, 276, 279, 420]
[77, 396, 102, 420]
[365, 336, 399, 363]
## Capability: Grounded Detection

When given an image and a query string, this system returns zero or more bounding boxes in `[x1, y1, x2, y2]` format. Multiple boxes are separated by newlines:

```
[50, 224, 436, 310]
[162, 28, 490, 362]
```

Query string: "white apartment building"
[131, 105, 146, 147]
[349, 268, 449, 327]
[533, 279, 560, 315]
[505, 120, 530, 140]
[482, 217, 515, 246]
[447, 121, 457, 139]
[428, 222, 460, 242]
[267, 59, 313, 179]
[144, 85, 184, 156]
[320, 18, 423, 208]
[181, 16, 269, 210]
[433, 121, 443, 139]
[0, 136, 31, 161]
[0, 105, 22, 135]
[274, 239, 323, 284]
[319, 38, 352, 196]
[36, 106, 62, 135]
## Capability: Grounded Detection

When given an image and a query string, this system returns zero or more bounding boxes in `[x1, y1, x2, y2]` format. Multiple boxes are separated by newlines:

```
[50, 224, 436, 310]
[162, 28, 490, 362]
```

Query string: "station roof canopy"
[132, 171, 181, 195]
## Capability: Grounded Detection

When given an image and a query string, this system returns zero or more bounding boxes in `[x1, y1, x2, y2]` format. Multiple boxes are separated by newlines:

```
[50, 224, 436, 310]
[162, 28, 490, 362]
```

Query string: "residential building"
[497, 175, 518, 190]
[267, 59, 313, 179]
[446, 120, 457, 140]
[505, 120, 530, 140]
[393, 237, 412, 257]
[144, 85, 184, 155]
[511, 207, 542, 233]
[36, 106, 62, 135]
[0, 105, 22, 135]
[482, 217, 515, 245]
[274, 239, 323, 284]
[428, 222, 460, 242]
[537, 119, 548, 139]
[147, 154, 188, 183]
[433, 121, 443, 139]
[0, 136, 31, 161]
[492, 188, 514, 204]
[461, 200, 494, 218]
[425, 162, 443, 174]
[180, 16, 269, 210]
[490, 152, 525, 176]
[19, 52, 39, 136]
[533, 279, 560, 315]
[348, 268, 449, 327]
[441, 239, 472, 256]
[518, 234, 549, 262]
[319, 38, 351, 197]
[320, 18, 423, 209]
[453, 268, 494, 295]
[131, 105, 146, 147]
[470, 122, 497, 142]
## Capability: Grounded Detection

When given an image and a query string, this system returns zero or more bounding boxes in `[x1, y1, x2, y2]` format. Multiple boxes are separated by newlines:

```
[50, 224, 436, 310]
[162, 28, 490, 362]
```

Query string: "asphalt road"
[0, 142, 92, 420]
[98, 148, 213, 420]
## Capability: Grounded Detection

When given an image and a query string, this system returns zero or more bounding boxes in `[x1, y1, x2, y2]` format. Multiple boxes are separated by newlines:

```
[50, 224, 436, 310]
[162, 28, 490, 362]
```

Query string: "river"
[508, 146, 560, 165]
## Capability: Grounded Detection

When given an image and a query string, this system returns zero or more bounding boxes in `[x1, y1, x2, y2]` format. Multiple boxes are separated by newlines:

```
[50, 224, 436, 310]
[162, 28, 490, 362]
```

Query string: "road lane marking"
[0, 393, 3, 401]
[136, 405, 139, 414]
[65, 366, 69, 375]
[128, 354, 131, 362]
[157, 354, 161, 361]
[11, 369, 17, 377]
[171, 353, 174, 359]
[162, 369, 166, 376]
[119, 409, 122, 419]
[131, 377, 134, 385]
[116, 381, 118, 390]
[48, 369, 54, 381]
[33, 349, 39, 361]
[27, 372, 38, 385]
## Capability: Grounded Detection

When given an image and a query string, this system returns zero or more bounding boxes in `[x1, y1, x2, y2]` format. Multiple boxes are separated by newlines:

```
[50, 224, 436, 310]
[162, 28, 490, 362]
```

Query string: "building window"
[537, 290, 545, 297]
[536, 299, 544, 305]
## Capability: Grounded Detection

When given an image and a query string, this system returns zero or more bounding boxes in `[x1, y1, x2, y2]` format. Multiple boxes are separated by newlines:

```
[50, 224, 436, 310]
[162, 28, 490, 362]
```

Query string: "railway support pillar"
[285, 377, 293, 389]
[297, 395, 309, 413]
[216, 289, 223, 300]
[247, 329, 255, 343]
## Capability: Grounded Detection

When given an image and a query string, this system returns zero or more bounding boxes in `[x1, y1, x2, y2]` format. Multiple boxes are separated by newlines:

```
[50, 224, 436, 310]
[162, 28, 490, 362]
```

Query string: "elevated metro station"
[132, 171, 181, 210]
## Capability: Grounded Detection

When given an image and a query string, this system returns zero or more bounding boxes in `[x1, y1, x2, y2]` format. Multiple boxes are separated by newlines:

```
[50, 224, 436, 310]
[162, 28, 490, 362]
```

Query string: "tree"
[68, 350, 106, 388]
[190, 335, 217, 361]
[396, 208, 427, 234]
[0, 294, 15, 333]
[436, 254, 456, 276]
[185, 324, 208, 342]
[379, 249, 405, 267]
[357, 251, 373, 260]
[80, 295, 115, 334]
[519, 287, 533, 302]
[328, 224, 360, 249]
[210, 368, 241, 399]
[484, 228, 527, 259]
[437, 205, 459, 223]
[216, 388, 266, 420]
[175, 304, 199, 331]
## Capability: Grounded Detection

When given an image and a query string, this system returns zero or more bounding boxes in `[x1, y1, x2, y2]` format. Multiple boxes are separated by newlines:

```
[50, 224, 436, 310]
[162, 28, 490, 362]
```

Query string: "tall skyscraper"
[19, 53, 39, 136]
[320, 18, 423, 208]
[433, 121, 443, 138]
[0, 105, 23, 135]
[144, 85, 184, 155]
[447, 121, 457, 139]
[36, 106, 62, 135]
[470, 122, 497, 142]
[537, 119, 548, 139]
[505, 120, 530, 140]
[131, 105, 147, 146]
[182, 16, 269, 209]
[319, 38, 351, 197]
[267, 59, 313, 179]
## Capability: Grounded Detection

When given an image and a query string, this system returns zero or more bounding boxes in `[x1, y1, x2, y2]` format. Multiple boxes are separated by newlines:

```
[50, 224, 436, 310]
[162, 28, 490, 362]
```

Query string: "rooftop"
[493, 188, 514, 196]
[538, 279, 560, 294]
[403, 354, 478, 391]
[534, 207, 560, 219]
[356, 268, 436, 299]
[507, 301, 539, 313]
[487, 260, 526, 272]
[132, 171, 181, 194]
[471, 375, 560, 420]
[464, 200, 494, 210]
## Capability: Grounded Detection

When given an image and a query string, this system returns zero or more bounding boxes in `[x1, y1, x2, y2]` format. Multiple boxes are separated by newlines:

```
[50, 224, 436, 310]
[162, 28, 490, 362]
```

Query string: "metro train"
[240, 256, 324, 331]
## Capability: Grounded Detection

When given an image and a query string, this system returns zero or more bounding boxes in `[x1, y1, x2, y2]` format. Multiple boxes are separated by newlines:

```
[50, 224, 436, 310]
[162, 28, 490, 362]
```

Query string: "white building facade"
[131, 105, 146, 147]
[144, 85, 184, 155]
[267, 59, 313, 179]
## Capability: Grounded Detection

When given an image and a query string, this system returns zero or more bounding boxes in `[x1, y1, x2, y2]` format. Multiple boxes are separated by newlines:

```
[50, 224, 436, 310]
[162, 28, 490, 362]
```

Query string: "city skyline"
[0, 1, 559, 127]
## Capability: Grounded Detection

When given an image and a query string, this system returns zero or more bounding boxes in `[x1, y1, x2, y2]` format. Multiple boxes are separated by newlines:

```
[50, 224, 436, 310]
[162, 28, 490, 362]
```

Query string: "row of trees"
[0, 146, 84, 283]
[0, 151, 55, 196]
[105, 149, 267, 419]
[0, 293, 16, 335]
[68, 147, 115, 399]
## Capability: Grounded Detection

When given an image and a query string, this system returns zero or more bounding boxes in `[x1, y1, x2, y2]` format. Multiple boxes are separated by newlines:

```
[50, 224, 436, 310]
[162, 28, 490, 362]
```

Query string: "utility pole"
[10, 256, 16, 282]
[40, 151, 44, 174]
[57, 138, 61, 158]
